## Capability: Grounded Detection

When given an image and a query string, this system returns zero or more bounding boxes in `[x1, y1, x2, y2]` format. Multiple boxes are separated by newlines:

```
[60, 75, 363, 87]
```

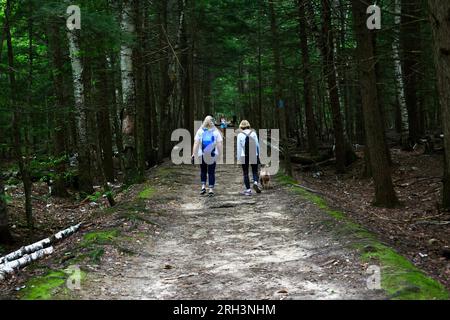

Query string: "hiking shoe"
[253, 183, 262, 194]
[208, 191, 215, 197]
[243, 190, 252, 196]
[200, 188, 207, 195]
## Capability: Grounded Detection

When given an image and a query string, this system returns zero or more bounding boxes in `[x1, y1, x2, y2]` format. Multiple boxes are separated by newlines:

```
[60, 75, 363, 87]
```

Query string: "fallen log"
[291, 153, 333, 166]
[0, 223, 81, 265]
[292, 184, 324, 195]
[301, 158, 336, 172]
[0, 247, 54, 281]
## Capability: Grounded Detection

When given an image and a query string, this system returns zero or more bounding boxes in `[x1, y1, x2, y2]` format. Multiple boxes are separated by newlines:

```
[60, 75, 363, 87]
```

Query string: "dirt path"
[78, 164, 384, 300]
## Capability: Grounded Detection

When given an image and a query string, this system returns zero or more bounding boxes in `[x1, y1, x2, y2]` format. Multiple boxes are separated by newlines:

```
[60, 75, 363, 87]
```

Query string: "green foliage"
[79, 230, 120, 264]
[87, 248, 105, 264]
[362, 243, 449, 300]
[20, 268, 87, 300]
[81, 230, 119, 247]
[29, 156, 67, 181]
[20, 270, 67, 300]
[138, 186, 156, 200]
[0, 193, 12, 204]
[87, 191, 103, 202]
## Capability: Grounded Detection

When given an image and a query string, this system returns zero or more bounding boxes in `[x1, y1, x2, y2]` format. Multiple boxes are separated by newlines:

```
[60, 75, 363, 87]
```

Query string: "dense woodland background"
[0, 0, 449, 250]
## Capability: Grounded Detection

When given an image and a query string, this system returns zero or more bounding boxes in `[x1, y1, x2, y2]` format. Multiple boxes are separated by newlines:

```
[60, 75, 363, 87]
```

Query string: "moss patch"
[120, 211, 159, 226]
[138, 186, 156, 200]
[87, 248, 105, 264]
[20, 268, 86, 300]
[361, 243, 448, 300]
[20, 271, 66, 300]
[276, 173, 449, 300]
[81, 230, 119, 247]
[156, 167, 178, 178]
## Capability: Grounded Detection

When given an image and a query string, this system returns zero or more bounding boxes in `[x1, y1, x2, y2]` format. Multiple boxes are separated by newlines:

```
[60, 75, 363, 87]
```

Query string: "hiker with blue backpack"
[192, 116, 223, 197]
[237, 120, 262, 196]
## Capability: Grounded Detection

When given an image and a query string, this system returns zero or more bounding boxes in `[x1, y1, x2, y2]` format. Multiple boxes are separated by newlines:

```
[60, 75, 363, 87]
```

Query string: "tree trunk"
[257, 2, 263, 129]
[0, 247, 54, 281]
[96, 56, 115, 183]
[5, 0, 34, 230]
[120, 0, 139, 183]
[337, 0, 353, 144]
[158, 0, 170, 161]
[392, 0, 409, 138]
[319, 0, 346, 173]
[0, 224, 81, 265]
[428, 0, 450, 209]
[134, 0, 146, 179]
[143, 0, 158, 167]
[351, 0, 398, 208]
[400, 0, 422, 143]
[48, 23, 70, 197]
[67, 23, 93, 196]
[268, 0, 292, 176]
[297, 0, 318, 156]
[108, 54, 125, 170]
[0, 174, 12, 244]
[179, 0, 193, 140]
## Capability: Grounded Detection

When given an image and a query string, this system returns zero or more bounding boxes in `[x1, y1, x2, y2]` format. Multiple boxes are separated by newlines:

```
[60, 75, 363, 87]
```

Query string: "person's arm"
[192, 130, 200, 158]
[237, 133, 243, 162]
[253, 132, 260, 155]
[192, 140, 200, 158]
[216, 130, 224, 157]
[217, 140, 223, 157]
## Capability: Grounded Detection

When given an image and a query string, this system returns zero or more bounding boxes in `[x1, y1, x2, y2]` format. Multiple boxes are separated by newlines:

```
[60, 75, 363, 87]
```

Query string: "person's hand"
[191, 155, 195, 165]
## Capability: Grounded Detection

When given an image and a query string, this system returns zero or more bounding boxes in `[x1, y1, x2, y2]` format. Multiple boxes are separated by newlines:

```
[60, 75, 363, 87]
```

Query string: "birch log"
[0, 224, 81, 265]
[0, 247, 54, 281]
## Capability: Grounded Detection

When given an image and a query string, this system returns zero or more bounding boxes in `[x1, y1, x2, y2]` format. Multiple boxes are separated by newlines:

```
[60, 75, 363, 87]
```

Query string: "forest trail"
[77, 163, 384, 300]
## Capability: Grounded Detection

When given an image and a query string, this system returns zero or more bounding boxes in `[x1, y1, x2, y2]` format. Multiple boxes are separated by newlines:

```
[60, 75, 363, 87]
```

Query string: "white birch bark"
[0, 247, 54, 281]
[67, 29, 88, 148]
[0, 224, 81, 265]
[392, 0, 409, 132]
[120, 0, 136, 149]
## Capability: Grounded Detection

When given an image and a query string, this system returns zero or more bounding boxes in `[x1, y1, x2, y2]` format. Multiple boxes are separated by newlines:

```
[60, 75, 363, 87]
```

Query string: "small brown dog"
[260, 166, 272, 190]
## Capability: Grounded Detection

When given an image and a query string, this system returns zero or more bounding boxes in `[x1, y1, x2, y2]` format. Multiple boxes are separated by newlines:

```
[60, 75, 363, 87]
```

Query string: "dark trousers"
[200, 157, 216, 188]
[242, 163, 259, 190]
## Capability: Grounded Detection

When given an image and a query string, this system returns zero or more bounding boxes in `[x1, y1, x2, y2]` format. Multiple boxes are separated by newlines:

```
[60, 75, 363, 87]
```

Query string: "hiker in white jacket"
[237, 120, 261, 196]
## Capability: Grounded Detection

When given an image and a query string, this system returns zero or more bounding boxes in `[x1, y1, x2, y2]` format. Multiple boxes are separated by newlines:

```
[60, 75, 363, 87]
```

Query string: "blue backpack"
[202, 129, 216, 157]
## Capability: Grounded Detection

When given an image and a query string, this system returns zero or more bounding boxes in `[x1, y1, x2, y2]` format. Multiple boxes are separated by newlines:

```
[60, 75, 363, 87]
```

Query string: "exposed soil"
[72, 164, 385, 300]
[294, 148, 450, 290]
[1, 159, 447, 300]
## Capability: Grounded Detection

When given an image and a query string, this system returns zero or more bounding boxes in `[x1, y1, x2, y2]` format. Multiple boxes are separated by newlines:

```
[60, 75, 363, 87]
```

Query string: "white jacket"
[194, 127, 223, 157]
[237, 129, 260, 161]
